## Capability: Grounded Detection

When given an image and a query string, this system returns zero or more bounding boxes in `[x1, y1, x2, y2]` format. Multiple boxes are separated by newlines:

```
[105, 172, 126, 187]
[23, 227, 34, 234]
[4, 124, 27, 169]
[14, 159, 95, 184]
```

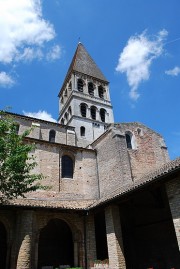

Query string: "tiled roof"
[71, 43, 108, 82]
[4, 198, 96, 210]
[59, 43, 108, 96]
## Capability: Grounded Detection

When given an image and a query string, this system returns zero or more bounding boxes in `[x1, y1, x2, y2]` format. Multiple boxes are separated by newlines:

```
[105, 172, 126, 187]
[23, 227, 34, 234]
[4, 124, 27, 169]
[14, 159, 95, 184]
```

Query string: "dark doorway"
[94, 211, 108, 261]
[120, 186, 180, 269]
[38, 219, 74, 269]
[0, 222, 7, 269]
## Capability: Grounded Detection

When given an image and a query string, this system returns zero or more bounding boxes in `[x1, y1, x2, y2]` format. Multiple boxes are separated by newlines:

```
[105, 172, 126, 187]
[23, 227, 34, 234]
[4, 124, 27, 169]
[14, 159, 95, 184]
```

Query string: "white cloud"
[23, 110, 57, 122]
[46, 45, 62, 61]
[0, 0, 56, 63]
[165, 66, 180, 76]
[116, 29, 168, 100]
[15, 47, 43, 62]
[0, 72, 15, 87]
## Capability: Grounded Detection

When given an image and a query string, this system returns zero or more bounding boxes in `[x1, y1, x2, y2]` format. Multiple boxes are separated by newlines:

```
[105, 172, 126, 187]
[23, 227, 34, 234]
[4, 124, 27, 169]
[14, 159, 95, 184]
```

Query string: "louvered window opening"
[91, 106, 96, 120]
[100, 109, 106, 122]
[98, 86, 104, 98]
[78, 79, 84, 92]
[80, 104, 87, 117]
[88, 82, 94, 96]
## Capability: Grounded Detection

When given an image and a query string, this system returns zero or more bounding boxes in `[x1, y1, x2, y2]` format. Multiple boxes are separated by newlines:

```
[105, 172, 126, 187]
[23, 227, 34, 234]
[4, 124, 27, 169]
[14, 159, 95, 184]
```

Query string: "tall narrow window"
[61, 118, 64, 125]
[68, 106, 72, 116]
[90, 106, 96, 120]
[100, 108, 106, 122]
[98, 86, 104, 98]
[77, 79, 84, 92]
[62, 155, 73, 178]
[64, 89, 67, 96]
[80, 126, 85, 136]
[88, 82, 94, 96]
[125, 133, 132, 149]
[80, 103, 87, 117]
[68, 81, 72, 90]
[65, 112, 69, 122]
[49, 129, 56, 142]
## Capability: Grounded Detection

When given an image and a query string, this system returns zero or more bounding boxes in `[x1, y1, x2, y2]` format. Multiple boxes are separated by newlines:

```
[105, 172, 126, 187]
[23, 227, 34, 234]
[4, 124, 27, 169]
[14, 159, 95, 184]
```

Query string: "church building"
[0, 43, 180, 269]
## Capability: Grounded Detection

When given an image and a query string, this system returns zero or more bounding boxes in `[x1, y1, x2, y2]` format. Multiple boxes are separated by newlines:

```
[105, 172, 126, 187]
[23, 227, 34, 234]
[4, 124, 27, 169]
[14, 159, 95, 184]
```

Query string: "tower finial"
[78, 37, 81, 44]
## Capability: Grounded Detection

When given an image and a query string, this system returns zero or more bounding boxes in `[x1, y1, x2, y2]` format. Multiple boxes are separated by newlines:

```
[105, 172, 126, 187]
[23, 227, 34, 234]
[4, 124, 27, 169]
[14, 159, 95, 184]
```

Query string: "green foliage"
[0, 112, 44, 201]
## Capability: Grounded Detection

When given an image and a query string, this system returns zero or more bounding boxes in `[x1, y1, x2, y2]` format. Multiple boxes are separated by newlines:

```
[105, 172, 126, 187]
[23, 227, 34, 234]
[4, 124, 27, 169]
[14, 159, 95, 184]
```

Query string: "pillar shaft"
[105, 205, 126, 269]
[16, 211, 34, 269]
[86, 214, 97, 268]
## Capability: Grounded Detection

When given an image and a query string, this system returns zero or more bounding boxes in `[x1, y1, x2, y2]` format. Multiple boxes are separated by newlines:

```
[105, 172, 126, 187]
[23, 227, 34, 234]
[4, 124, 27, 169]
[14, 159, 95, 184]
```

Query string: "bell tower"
[58, 43, 114, 147]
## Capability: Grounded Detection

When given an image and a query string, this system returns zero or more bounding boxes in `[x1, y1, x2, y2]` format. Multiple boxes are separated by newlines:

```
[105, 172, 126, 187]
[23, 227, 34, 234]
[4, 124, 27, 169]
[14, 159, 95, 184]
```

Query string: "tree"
[0, 112, 44, 201]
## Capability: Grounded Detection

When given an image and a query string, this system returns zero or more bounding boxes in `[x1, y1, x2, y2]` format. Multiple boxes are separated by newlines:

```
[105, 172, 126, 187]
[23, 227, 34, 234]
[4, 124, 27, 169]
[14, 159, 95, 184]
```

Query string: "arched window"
[62, 155, 73, 178]
[100, 108, 106, 122]
[61, 118, 64, 125]
[80, 103, 87, 117]
[88, 82, 94, 96]
[125, 133, 132, 149]
[61, 97, 64, 104]
[80, 126, 85, 136]
[49, 129, 56, 143]
[77, 79, 84, 92]
[98, 86, 104, 98]
[64, 89, 67, 96]
[90, 106, 96, 120]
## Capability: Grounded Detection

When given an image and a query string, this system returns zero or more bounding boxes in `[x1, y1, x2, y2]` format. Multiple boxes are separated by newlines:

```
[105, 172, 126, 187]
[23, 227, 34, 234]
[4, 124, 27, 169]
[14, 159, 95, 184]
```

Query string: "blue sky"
[0, 0, 180, 159]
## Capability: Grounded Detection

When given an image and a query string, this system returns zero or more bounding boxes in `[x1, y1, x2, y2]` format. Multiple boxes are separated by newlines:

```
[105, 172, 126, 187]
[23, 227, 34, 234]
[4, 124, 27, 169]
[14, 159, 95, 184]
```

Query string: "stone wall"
[25, 141, 99, 200]
[116, 123, 169, 180]
[92, 129, 133, 198]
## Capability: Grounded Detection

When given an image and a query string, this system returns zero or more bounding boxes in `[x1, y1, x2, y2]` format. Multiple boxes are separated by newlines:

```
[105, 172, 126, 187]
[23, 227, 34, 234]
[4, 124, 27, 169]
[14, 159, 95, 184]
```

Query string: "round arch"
[38, 218, 74, 268]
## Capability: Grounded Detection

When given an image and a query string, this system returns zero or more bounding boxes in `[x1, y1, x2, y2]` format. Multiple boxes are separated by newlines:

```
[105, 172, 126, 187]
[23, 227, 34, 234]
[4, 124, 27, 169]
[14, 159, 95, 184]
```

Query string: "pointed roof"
[59, 43, 108, 95]
[70, 42, 108, 81]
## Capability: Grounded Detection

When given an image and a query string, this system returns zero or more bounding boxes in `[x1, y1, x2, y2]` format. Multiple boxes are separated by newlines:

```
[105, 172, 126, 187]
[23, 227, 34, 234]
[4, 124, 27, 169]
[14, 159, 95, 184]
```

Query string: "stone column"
[74, 241, 78, 267]
[86, 214, 97, 268]
[105, 205, 126, 269]
[166, 177, 180, 250]
[16, 210, 34, 269]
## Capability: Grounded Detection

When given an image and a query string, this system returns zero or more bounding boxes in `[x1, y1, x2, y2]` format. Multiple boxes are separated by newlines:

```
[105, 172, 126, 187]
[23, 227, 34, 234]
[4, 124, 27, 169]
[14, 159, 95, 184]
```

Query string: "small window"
[64, 89, 67, 96]
[98, 86, 104, 98]
[61, 118, 64, 125]
[62, 155, 73, 178]
[77, 79, 84, 92]
[80, 103, 87, 117]
[49, 129, 56, 143]
[61, 97, 64, 104]
[90, 106, 96, 120]
[80, 126, 85, 136]
[88, 82, 94, 96]
[100, 108, 106, 122]
[125, 133, 132, 149]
